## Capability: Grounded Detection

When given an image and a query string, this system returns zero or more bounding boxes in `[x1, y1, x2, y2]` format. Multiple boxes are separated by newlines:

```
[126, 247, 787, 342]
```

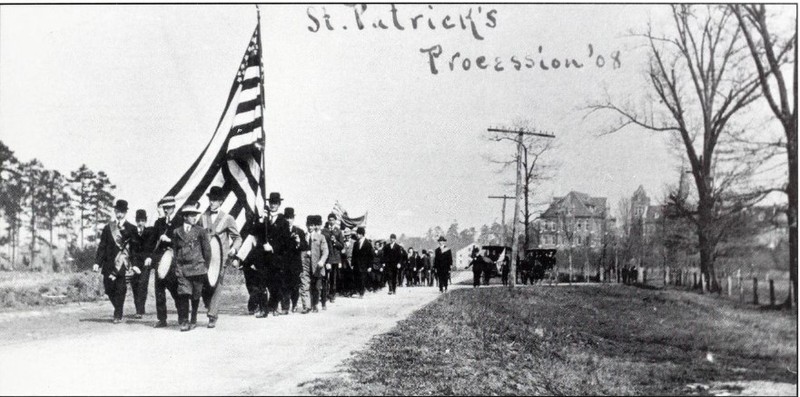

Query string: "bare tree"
[588, 5, 770, 291]
[731, 4, 797, 305]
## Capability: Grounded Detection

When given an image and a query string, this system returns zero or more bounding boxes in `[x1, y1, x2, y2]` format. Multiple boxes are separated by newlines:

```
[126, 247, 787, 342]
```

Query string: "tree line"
[0, 141, 116, 270]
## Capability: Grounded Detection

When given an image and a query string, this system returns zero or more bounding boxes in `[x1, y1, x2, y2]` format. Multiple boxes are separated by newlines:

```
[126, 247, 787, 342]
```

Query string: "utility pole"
[488, 126, 555, 288]
[488, 195, 514, 246]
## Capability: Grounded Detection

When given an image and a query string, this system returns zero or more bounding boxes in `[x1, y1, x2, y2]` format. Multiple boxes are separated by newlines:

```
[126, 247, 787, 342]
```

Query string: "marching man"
[93, 199, 137, 323]
[307, 215, 329, 312]
[434, 236, 452, 293]
[200, 186, 242, 329]
[172, 201, 211, 332]
[145, 196, 182, 328]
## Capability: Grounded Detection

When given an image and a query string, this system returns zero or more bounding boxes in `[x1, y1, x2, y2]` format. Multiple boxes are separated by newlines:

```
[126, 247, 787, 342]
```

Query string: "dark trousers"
[355, 270, 369, 297]
[266, 267, 283, 312]
[386, 268, 397, 293]
[155, 273, 179, 323]
[176, 296, 200, 324]
[282, 272, 300, 311]
[438, 273, 449, 292]
[103, 274, 127, 319]
[130, 267, 151, 315]
[326, 264, 338, 301]
[310, 276, 327, 309]
[502, 271, 509, 286]
[202, 267, 226, 318]
[243, 265, 261, 313]
[472, 271, 481, 287]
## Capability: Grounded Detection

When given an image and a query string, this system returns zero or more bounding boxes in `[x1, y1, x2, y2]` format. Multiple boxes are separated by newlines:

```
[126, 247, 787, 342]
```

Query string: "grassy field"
[0, 267, 251, 312]
[302, 284, 797, 395]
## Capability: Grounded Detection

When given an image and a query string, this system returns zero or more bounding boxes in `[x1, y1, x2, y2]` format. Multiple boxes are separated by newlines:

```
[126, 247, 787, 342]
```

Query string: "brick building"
[536, 191, 612, 249]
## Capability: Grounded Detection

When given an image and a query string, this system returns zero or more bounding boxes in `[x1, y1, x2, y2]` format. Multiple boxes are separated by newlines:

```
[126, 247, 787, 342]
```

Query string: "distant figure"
[466, 247, 483, 288]
[351, 227, 374, 298]
[501, 255, 510, 286]
[434, 236, 452, 293]
[321, 213, 344, 304]
[382, 234, 403, 295]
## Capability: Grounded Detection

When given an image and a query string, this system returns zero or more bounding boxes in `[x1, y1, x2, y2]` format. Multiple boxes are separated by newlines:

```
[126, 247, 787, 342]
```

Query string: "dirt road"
[0, 272, 470, 395]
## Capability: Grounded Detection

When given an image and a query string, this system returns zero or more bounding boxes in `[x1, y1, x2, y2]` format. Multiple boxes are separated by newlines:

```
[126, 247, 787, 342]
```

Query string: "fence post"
[665, 266, 670, 286]
[753, 278, 759, 305]
[727, 276, 732, 297]
[700, 273, 706, 294]
[693, 272, 698, 289]
[769, 279, 775, 307]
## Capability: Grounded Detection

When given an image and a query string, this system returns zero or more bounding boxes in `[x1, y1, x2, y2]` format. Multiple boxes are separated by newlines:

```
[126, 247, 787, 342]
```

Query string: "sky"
[0, 4, 791, 239]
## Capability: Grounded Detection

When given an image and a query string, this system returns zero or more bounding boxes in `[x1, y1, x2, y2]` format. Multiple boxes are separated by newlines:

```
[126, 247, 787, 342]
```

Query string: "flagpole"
[256, 6, 271, 237]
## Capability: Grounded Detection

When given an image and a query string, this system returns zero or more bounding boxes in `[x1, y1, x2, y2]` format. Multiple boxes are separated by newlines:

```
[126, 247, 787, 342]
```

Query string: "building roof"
[541, 191, 608, 219]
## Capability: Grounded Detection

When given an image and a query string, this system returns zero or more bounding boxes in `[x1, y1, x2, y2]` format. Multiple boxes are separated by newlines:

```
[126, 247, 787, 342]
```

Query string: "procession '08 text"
[419, 44, 622, 75]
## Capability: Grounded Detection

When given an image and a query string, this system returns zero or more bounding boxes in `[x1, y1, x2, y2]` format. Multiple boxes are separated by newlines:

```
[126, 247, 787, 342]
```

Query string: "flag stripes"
[165, 24, 265, 258]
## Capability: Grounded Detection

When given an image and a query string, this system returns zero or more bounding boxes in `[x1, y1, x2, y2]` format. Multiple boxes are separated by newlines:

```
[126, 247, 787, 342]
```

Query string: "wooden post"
[693, 272, 698, 289]
[753, 277, 759, 305]
[739, 277, 745, 304]
[727, 276, 732, 297]
[665, 266, 670, 286]
[769, 279, 775, 307]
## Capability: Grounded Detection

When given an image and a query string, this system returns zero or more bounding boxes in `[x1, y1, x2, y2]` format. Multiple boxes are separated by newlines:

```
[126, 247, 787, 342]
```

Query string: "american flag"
[165, 23, 265, 244]
[331, 201, 367, 230]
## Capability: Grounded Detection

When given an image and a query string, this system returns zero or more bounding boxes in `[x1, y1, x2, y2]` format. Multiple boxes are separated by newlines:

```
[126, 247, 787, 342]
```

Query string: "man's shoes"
[153, 321, 168, 328]
[312, 307, 319, 313]
[281, 310, 289, 316]
[322, 305, 327, 311]
[133, 314, 143, 319]
[112, 318, 122, 324]
[329, 297, 335, 303]
[248, 310, 256, 315]
[291, 306, 297, 313]
[189, 322, 197, 330]
[255, 311, 268, 318]
[180, 323, 190, 332]
[208, 317, 217, 328]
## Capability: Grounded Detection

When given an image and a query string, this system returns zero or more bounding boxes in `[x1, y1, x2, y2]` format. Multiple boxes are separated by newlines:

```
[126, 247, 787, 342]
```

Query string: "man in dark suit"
[145, 196, 183, 328]
[93, 199, 137, 323]
[351, 227, 374, 298]
[172, 201, 212, 332]
[128, 209, 156, 318]
[321, 213, 344, 304]
[434, 236, 453, 293]
[382, 234, 403, 295]
[234, 192, 287, 318]
[281, 208, 306, 314]
[200, 186, 242, 328]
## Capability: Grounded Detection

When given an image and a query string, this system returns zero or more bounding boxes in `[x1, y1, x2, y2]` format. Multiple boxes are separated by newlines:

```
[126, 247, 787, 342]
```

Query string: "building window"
[576, 235, 583, 245]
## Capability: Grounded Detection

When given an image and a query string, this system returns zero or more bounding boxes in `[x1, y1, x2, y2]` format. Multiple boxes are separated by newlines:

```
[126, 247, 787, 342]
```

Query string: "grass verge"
[302, 285, 797, 395]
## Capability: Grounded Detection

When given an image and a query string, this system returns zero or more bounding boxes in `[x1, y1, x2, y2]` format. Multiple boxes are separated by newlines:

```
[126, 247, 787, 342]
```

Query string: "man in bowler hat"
[128, 209, 156, 318]
[434, 236, 452, 293]
[200, 186, 242, 328]
[93, 199, 137, 323]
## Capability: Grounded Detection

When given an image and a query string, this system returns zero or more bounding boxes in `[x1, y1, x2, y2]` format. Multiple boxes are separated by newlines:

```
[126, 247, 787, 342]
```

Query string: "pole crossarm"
[488, 127, 556, 139]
